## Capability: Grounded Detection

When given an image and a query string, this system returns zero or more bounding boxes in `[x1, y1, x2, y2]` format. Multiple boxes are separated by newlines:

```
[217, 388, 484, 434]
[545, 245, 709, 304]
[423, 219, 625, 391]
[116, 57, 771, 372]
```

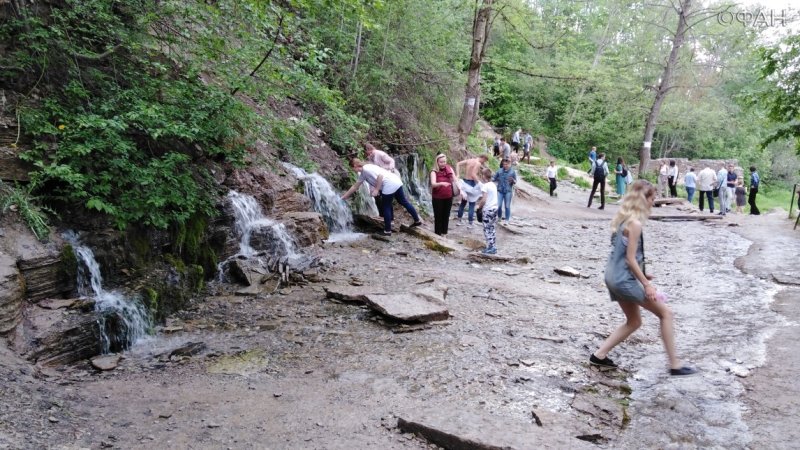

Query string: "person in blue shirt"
[587, 146, 597, 174]
[492, 158, 517, 223]
[748, 166, 760, 215]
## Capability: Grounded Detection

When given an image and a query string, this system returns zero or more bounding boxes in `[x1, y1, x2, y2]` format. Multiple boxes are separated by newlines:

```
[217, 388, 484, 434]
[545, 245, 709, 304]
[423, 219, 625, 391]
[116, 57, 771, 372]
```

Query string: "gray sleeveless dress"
[604, 223, 645, 303]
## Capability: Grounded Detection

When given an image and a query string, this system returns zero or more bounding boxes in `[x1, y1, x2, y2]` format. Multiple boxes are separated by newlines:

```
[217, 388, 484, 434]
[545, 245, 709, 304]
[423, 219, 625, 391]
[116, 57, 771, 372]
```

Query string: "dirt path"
[2, 178, 797, 449]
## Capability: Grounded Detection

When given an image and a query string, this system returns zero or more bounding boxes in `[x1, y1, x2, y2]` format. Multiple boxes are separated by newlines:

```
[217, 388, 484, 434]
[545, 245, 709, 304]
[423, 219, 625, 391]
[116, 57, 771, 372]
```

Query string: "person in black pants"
[429, 153, 457, 235]
[667, 160, 679, 197]
[588, 153, 608, 209]
[748, 166, 761, 215]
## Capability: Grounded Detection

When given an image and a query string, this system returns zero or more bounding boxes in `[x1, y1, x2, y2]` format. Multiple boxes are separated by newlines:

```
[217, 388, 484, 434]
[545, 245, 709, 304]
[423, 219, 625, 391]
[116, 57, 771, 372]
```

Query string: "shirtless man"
[364, 142, 397, 173]
[455, 154, 489, 227]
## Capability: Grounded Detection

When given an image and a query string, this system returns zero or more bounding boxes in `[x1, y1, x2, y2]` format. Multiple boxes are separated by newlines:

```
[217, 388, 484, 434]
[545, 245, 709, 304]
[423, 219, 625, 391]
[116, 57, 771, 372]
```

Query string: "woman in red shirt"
[429, 153, 457, 236]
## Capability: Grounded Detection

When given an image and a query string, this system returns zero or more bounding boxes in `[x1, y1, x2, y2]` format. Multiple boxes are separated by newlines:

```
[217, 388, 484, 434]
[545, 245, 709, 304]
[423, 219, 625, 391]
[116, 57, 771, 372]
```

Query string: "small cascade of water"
[283, 163, 354, 233]
[227, 191, 299, 258]
[354, 183, 380, 217]
[216, 191, 312, 284]
[395, 153, 433, 215]
[65, 233, 151, 354]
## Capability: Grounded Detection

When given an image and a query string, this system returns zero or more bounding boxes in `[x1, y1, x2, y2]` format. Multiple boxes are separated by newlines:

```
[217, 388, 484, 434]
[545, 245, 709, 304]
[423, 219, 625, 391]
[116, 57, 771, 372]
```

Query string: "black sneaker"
[669, 366, 697, 376]
[410, 221, 422, 228]
[589, 354, 617, 368]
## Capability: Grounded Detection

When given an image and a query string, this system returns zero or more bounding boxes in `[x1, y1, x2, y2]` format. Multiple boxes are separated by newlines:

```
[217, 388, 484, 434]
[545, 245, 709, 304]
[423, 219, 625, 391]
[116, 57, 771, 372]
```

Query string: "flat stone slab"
[38, 298, 79, 310]
[325, 285, 449, 322]
[324, 285, 387, 303]
[554, 266, 581, 277]
[365, 292, 448, 323]
[397, 408, 596, 449]
[91, 354, 121, 371]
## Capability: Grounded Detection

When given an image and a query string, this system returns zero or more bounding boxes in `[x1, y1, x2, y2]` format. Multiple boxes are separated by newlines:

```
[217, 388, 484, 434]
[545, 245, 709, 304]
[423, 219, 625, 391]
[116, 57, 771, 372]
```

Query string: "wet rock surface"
[1, 171, 798, 449]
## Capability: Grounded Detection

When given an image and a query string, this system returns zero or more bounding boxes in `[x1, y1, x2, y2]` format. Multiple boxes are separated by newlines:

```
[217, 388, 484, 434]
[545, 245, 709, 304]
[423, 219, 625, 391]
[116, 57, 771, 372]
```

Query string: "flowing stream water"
[227, 190, 300, 259]
[612, 224, 785, 448]
[395, 153, 433, 216]
[283, 163, 365, 242]
[65, 233, 151, 354]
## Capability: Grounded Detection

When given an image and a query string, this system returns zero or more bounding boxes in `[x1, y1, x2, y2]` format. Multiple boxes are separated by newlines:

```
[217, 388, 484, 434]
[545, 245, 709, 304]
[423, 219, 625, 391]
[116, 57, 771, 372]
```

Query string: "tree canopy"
[0, 0, 797, 230]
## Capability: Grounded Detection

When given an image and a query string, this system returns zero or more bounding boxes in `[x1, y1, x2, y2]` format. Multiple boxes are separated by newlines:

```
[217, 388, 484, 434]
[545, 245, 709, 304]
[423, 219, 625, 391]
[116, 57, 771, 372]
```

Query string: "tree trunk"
[457, 0, 495, 148]
[351, 21, 363, 80]
[638, 0, 692, 178]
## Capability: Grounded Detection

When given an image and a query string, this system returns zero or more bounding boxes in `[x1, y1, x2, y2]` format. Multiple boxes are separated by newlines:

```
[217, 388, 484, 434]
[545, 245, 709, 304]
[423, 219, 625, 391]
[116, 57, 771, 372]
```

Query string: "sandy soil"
[1, 174, 798, 449]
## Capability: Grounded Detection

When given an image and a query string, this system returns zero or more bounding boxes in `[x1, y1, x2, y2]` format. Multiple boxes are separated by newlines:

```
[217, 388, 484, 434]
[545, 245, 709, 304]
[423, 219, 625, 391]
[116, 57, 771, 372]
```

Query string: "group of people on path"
[341, 142, 521, 255]
[449, 153, 517, 255]
[493, 128, 533, 165]
[340, 143, 422, 236]
[680, 162, 760, 215]
[587, 147, 634, 209]
[341, 142, 705, 376]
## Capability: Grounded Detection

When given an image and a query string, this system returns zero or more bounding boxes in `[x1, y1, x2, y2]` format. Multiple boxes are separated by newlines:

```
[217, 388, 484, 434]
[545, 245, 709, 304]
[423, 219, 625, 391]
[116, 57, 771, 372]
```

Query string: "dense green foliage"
[2, 0, 252, 229]
[1, 0, 797, 236]
[478, 0, 798, 190]
[759, 33, 800, 151]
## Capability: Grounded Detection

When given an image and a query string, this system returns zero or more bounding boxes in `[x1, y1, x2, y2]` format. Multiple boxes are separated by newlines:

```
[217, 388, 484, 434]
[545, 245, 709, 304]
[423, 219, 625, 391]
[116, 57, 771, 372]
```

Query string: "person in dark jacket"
[748, 166, 760, 215]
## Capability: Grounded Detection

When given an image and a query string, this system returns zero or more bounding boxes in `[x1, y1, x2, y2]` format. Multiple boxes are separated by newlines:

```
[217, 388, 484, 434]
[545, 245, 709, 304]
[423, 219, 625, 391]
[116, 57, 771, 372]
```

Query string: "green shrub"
[0, 181, 54, 241]
[5, 0, 250, 230]
[557, 167, 570, 179]
[574, 177, 591, 189]
[519, 168, 549, 191]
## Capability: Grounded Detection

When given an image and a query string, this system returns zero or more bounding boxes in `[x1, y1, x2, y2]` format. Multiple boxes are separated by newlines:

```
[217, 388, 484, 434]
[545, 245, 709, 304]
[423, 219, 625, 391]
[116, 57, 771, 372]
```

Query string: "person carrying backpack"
[588, 153, 609, 209]
[614, 157, 627, 196]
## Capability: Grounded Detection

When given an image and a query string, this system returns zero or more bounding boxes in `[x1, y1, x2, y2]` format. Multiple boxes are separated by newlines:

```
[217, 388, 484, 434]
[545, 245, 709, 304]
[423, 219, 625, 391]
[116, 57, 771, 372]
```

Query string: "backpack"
[593, 160, 606, 178]
[621, 165, 628, 177]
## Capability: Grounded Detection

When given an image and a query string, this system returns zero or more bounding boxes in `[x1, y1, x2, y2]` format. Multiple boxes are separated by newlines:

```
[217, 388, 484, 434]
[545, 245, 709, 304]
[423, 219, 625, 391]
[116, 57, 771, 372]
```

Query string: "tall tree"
[457, 0, 495, 147]
[637, 0, 692, 177]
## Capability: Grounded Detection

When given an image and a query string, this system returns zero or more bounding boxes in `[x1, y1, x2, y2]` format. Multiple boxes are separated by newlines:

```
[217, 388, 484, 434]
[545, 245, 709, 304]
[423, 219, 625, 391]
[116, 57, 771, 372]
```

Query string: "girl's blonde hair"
[610, 180, 657, 231]
[433, 153, 447, 171]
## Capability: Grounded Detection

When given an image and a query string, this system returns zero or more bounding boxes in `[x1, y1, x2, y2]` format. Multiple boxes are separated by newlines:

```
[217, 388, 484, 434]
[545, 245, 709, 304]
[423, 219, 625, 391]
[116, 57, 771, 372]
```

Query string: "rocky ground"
[1, 168, 799, 449]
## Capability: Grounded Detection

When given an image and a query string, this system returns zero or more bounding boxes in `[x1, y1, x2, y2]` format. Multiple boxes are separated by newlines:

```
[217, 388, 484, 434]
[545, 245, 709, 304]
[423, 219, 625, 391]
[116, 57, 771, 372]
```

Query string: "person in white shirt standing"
[696, 166, 716, 213]
[546, 160, 558, 197]
[476, 167, 498, 254]
[683, 167, 697, 203]
[667, 160, 679, 198]
[341, 159, 422, 236]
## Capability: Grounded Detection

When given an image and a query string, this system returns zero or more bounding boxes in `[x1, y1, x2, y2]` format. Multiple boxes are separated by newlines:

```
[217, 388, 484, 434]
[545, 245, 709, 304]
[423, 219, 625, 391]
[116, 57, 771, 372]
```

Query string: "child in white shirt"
[477, 167, 498, 254]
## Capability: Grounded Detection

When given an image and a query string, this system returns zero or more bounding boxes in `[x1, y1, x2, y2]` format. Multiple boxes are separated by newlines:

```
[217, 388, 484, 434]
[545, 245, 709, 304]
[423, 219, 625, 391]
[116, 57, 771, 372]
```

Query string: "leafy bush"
[3, 0, 251, 230]
[557, 167, 570, 179]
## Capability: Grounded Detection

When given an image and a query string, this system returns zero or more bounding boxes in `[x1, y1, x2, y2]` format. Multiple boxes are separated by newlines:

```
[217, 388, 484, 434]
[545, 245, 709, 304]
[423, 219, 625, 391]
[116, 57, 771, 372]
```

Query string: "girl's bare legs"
[594, 301, 641, 359]
[640, 297, 680, 369]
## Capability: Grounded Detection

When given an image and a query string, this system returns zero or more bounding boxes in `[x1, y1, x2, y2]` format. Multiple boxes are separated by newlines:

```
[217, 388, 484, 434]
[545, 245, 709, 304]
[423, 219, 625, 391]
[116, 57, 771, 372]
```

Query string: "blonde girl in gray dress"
[590, 180, 696, 376]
